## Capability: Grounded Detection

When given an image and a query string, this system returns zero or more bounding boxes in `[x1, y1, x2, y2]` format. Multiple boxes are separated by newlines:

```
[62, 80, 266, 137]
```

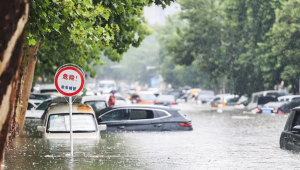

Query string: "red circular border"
[54, 66, 84, 96]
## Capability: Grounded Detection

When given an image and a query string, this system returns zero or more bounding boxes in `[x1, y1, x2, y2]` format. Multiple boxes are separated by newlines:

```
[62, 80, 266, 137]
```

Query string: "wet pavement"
[4, 103, 300, 169]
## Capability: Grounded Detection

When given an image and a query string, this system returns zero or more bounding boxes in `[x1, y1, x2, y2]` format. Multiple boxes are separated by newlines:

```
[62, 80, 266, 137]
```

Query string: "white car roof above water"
[47, 103, 95, 115]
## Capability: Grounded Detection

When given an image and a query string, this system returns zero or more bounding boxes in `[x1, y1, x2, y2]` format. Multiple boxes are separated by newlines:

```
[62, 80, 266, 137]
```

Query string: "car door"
[280, 111, 296, 150]
[126, 109, 162, 131]
[98, 109, 129, 131]
[287, 111, 300, 151]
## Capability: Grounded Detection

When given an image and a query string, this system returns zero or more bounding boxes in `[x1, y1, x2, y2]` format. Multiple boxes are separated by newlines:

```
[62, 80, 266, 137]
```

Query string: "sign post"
[54, 64, 85, 157]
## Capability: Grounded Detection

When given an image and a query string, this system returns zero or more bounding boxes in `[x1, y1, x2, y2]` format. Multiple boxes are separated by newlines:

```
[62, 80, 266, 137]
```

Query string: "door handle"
[154, 124, 162, 127]
[117, 126, 125, 129]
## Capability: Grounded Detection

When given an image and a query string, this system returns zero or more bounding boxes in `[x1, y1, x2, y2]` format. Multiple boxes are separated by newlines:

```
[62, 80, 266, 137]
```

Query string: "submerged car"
[97, 105, 192, 131]
[257, 102, 287, 114]
[196, 90, 214, 105]
[279, 107, 300, 151]
[27, 96, 108, 119]
[37, 104, 107, 139]
[154, 95, 177, 106]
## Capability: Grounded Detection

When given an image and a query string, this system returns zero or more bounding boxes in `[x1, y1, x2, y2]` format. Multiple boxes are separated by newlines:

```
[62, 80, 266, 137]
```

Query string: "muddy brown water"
[4, 104, 299, 169]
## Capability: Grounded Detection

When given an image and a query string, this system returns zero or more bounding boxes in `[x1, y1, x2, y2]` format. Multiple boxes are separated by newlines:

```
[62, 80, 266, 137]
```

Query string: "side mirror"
[292, 125, 300, 133]
[98, 124, 107, 131]
[37, 126, 45, 132]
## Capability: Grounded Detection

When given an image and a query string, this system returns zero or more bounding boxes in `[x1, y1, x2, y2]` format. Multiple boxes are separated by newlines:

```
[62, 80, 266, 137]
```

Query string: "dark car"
[165, 89, 183, 100]
[154, 95, 176, 106]
[196, 90, 214, 104]
[280, 107, 300, 151]
[280, 100, 300, 114]
[97, 105, 192, 131]
[257, 102, 287, 114]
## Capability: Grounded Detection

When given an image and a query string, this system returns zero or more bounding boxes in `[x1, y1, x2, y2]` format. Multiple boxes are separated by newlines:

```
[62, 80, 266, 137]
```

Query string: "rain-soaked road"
[4, 103, 300, 169]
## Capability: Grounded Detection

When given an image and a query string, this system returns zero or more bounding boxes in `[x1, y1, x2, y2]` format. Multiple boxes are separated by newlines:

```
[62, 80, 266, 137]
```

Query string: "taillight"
[170, 102, 176, 105]
[273, 109, 278, 113]
[256, 109, 261, 114]
[278, 110, 284, 114]
[154, 102, 161, 104]
[179, 122, 192, 127]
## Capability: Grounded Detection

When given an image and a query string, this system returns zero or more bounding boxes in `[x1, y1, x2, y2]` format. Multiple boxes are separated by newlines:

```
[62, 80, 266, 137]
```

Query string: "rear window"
[292, 97, 300, 102]
[84, 101, 107, 117]
[130, 109, 154, 120]
[156, 95, 175, 102]
[139, 94, 156, 101]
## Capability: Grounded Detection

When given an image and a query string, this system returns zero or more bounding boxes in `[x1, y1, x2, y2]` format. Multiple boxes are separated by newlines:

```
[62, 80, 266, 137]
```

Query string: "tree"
[163, 0, 281, 95]
[0, 0, 29, 164]
[259, 0, 300, 94]
[11, 0, 175, 141]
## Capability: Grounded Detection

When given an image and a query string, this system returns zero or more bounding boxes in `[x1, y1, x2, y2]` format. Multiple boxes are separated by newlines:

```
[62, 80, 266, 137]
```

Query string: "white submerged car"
[37, 103, 106, 139]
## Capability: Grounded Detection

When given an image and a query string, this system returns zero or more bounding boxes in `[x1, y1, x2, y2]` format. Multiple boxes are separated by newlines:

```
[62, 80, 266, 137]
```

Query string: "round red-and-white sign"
[54, 66, 84, 96]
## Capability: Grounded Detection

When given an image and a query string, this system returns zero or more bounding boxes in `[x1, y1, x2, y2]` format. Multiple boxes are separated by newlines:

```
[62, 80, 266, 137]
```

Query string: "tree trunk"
[17, 41, 40, 130]
[7, 48, 26, 146]
[0, 0, 29, 165]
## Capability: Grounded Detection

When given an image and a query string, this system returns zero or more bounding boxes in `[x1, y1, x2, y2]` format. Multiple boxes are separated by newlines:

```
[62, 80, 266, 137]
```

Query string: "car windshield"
[139, 94, 156, 100]
[35, 100, 52, 110]
[156, 95, 175, 102]
[46, 113, 97, 133]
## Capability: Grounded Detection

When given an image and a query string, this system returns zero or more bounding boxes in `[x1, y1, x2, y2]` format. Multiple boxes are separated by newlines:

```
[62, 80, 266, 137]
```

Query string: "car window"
[47, 113, 97, 132]
[292, 111, 300, 128]
[36, 100, 52, 110]
[279, 98, 285, 102]
[213, 97, 220, 102]
[101, 109, 128, 122]
[155, 110, 169, 118]
[156, 95, 175, 102]
[27, 103, 34, 110]
[253, 96, 258, 103]
[130, 109, 154, 120]
[292, 97, 300, 102]
[84, 101, 107, 117]
[286, 98, 290, 102]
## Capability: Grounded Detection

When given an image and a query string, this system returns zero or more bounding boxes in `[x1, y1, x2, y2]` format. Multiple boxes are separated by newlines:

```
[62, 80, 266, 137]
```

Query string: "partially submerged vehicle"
[37, 104, 106, 139]
[26, 96, 108, 119]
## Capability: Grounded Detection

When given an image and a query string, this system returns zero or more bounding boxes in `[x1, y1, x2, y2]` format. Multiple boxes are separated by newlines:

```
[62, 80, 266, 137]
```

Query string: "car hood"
[44, 132, 100, 139]
[26, 110, 44, 119]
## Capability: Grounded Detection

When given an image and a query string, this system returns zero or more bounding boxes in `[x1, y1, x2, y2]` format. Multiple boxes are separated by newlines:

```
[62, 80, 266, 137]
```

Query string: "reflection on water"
[4, 104, 300, 169]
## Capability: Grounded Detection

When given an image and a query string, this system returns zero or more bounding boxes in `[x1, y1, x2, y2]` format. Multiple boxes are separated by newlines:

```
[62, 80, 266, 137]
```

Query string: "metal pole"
[69, 96, 73, 157]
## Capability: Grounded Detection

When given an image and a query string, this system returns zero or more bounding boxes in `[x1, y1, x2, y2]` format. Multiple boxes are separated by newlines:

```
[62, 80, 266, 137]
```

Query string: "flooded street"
[4, 103, 299, 169]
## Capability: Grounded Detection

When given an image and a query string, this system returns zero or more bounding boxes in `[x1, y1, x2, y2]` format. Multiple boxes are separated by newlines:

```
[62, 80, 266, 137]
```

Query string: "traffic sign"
[54, 66, 84, 96]
[54, 64, 85, 157]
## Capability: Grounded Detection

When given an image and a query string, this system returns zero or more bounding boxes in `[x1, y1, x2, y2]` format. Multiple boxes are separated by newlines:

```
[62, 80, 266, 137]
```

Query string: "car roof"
[109, 104, 178, 111]
[47, 103, 95, 114]
[51, 96, 107, 103]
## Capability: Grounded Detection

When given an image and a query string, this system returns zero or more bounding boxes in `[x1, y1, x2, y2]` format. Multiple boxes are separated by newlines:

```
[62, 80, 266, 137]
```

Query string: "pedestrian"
[108, 93, 116, 106]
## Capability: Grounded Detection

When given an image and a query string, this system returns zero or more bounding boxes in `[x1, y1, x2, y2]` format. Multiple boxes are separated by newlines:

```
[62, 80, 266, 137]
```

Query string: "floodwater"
[4, 103, 300, 169]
